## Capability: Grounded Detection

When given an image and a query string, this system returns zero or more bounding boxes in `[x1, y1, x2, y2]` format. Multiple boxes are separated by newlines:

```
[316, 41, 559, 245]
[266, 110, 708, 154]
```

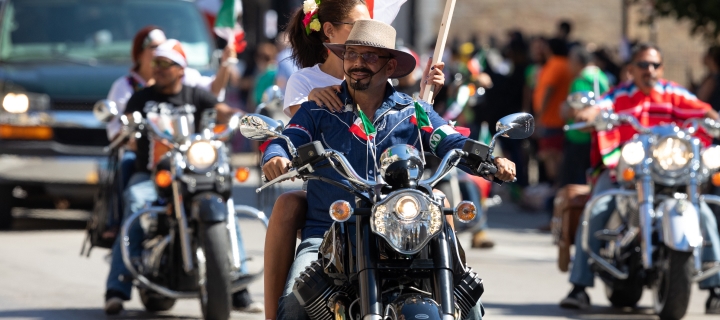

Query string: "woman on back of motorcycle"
[559, 43, 720, 314]
[262, 1, 445, 318]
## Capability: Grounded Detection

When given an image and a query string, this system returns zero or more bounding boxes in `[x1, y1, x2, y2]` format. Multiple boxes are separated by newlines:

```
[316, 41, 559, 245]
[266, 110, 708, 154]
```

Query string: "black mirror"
[495, 112, 534, 139]
[93, 99, 118, 122]
[566, 91, 596, 110]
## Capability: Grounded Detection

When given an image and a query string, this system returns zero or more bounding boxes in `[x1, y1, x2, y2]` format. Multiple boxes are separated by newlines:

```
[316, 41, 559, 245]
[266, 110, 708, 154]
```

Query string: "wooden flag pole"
[421, 0, 457, 104]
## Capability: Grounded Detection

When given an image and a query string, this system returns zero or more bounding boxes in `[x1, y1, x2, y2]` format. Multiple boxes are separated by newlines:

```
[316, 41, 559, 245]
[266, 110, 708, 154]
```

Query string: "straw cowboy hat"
[324, 20, 416, 79]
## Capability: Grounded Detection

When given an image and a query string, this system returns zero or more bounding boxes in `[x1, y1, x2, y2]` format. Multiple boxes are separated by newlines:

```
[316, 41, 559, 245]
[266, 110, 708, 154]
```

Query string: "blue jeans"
[106, 172, 250, 298]
[570, 170, 720, 289]
[277, 238, 483, 320]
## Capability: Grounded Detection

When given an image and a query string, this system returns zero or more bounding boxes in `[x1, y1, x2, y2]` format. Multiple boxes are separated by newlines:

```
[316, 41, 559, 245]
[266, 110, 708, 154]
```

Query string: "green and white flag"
[410, 101, 433, 133]
[214, 0, 243, 41]
[349, 107, 376, 141]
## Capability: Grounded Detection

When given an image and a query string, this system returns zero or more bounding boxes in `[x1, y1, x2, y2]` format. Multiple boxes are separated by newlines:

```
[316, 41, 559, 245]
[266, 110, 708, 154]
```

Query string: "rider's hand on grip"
[262, 156, 292, 181]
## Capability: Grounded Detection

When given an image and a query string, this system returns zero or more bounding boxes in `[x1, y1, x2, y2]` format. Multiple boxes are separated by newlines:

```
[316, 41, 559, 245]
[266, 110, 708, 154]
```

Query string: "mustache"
[348, 68, 373, 75]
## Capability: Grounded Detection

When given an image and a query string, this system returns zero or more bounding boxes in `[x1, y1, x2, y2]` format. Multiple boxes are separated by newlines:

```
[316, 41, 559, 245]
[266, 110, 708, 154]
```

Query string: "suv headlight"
[1, 92, 50, 113]
[652, 137, 692, 171]
[371, 190, 442, 255]
[187, 140, 217, 170]
[703, 145, 720, 170]
[621, 141, 645, 165]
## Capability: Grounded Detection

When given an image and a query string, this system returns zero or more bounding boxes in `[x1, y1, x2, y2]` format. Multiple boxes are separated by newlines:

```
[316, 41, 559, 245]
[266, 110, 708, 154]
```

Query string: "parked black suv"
[0, 0, 217, 228]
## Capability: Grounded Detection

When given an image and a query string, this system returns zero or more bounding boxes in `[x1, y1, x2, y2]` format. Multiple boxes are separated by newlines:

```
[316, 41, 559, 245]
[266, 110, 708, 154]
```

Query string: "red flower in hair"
[303, 10, 316, 27]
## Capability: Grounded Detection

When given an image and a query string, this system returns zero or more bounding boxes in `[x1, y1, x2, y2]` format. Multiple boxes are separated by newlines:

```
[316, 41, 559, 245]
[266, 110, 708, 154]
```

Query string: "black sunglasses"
[634, 61, 662, 70]
[342, 51, 392, 64]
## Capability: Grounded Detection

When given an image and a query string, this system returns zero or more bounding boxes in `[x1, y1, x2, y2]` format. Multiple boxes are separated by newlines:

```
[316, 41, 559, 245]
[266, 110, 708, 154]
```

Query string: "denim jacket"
[263, 81, 468, 239]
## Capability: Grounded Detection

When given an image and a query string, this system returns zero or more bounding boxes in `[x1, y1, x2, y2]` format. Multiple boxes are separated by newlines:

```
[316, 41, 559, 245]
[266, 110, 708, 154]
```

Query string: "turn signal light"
[235, 167, 250, 182]
[0, 125, 52, 140]
[329, 200, 353, 222]
[712, 172, 720, 187]
[622, 168, 636, 181]
[155, 170, 172, 188]
[455, 201, 477, 223]
[213, 124, 227, 134]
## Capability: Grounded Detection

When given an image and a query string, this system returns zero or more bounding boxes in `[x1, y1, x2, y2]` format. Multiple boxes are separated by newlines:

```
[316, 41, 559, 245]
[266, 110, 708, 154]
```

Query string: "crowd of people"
[98, 0, 720, 317]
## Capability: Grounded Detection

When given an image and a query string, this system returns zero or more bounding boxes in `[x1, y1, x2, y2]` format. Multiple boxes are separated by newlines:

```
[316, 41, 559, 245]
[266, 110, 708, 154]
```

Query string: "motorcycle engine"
[454, 268, 485, 319]
[293, 259, 356, 320]
[294, 259, 485, 320]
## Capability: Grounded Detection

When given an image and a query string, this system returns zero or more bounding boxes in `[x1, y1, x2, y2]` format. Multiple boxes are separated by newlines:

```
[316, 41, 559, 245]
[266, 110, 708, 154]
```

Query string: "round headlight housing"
[187, 141, 217, 170]
[652, 137, 692, 171]
[395, 196, 420, 220]
[703, 145, 720, 170]
[3, 93, 29, 113]
[621, 141, 645, 165]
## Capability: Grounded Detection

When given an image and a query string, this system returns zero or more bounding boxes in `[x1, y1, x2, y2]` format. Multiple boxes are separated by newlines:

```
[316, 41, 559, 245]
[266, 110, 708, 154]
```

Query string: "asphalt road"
[0, 179, 717, 320]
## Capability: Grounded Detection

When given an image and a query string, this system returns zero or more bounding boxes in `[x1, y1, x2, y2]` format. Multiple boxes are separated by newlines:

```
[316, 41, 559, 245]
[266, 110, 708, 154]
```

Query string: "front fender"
[191, 192, 227, 222]
[656, 198, 703, 252]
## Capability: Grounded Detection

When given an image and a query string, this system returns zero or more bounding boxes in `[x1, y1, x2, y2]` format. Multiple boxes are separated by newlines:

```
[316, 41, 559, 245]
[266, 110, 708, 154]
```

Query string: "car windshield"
[0, 0, 213, 68]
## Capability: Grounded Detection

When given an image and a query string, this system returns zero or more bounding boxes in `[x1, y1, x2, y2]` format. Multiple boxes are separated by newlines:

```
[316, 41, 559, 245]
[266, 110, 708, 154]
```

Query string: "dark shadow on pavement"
[483, 302, 659, 319]
[0, 308, 199, 319]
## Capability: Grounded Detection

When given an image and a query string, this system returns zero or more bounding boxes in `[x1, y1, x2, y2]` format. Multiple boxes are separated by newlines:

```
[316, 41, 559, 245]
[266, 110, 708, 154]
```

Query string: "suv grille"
[52, 100, 94, 111]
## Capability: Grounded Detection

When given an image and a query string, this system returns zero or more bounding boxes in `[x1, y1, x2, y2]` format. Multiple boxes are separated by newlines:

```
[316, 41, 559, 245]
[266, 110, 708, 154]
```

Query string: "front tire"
[198, 222, 233, 320]
[605, 252, 644, 308]
[139, 288, 176, 312]
[0, 185, 15, 230]
[652, 248, 693, 320]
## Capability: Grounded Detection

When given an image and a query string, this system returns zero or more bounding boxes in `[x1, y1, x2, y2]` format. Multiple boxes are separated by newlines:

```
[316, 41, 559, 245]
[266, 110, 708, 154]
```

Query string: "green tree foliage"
[646, 0, 720, 43]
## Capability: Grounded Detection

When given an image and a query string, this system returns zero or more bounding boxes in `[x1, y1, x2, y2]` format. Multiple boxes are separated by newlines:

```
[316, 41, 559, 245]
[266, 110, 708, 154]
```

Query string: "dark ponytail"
[286, 0, 366, 68]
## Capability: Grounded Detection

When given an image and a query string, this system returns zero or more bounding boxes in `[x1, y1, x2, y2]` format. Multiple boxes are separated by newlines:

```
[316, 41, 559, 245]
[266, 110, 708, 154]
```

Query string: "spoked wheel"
[652, 247, 693, 320]
[197, 222, 232, 320]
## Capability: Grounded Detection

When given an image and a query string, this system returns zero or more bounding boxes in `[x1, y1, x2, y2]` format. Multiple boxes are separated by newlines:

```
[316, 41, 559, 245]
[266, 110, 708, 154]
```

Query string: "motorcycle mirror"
[262, 85, 284, 104]
[566, 91, 596, 110]
[495, 112, 535, 139]
[256, 85, 285, 115]
[239, 114, 285, 140]
[456, 85, 471, 108]
[93, 99, 118, 122]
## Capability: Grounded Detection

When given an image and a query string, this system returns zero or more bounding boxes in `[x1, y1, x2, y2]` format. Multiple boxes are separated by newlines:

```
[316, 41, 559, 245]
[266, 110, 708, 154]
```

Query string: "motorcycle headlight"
[621, 141, 645, 165]
[395, 196, 420, 219]
[372, 190, 443, 255]
[187, 140, 217, 170]
[652, 137, 692, 171]
[702, 145, 720, 170]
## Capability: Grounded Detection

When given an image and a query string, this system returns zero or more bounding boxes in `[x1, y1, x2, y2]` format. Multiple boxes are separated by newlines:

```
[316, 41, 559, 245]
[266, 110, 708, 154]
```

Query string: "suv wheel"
[0, 185, 14, 230]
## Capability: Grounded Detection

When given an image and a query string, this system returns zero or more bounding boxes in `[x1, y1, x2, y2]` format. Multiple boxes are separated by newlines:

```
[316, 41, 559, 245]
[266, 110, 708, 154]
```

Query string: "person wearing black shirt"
[104, 40, 261, 315]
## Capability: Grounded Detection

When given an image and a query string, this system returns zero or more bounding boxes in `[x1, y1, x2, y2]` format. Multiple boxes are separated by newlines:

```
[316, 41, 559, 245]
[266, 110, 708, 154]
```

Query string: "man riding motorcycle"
[261, 20, 517, 320]
[103, 40, 259, 314]
[559, 43, 720, 314]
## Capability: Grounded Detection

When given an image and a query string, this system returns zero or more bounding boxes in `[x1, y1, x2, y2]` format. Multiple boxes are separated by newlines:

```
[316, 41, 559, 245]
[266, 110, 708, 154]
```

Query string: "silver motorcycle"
[93, 100, 268, 320]
[566, 92, 720, 319]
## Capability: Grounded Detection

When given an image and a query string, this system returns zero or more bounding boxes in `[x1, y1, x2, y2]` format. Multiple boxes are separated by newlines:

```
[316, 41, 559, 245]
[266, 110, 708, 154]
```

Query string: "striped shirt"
[591, 79, 711, 168]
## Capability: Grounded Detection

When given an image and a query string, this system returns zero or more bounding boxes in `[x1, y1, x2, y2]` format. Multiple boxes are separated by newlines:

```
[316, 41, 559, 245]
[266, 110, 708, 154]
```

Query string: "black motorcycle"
[239, 112, 534, 320]
[87, 100, 267, 320]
